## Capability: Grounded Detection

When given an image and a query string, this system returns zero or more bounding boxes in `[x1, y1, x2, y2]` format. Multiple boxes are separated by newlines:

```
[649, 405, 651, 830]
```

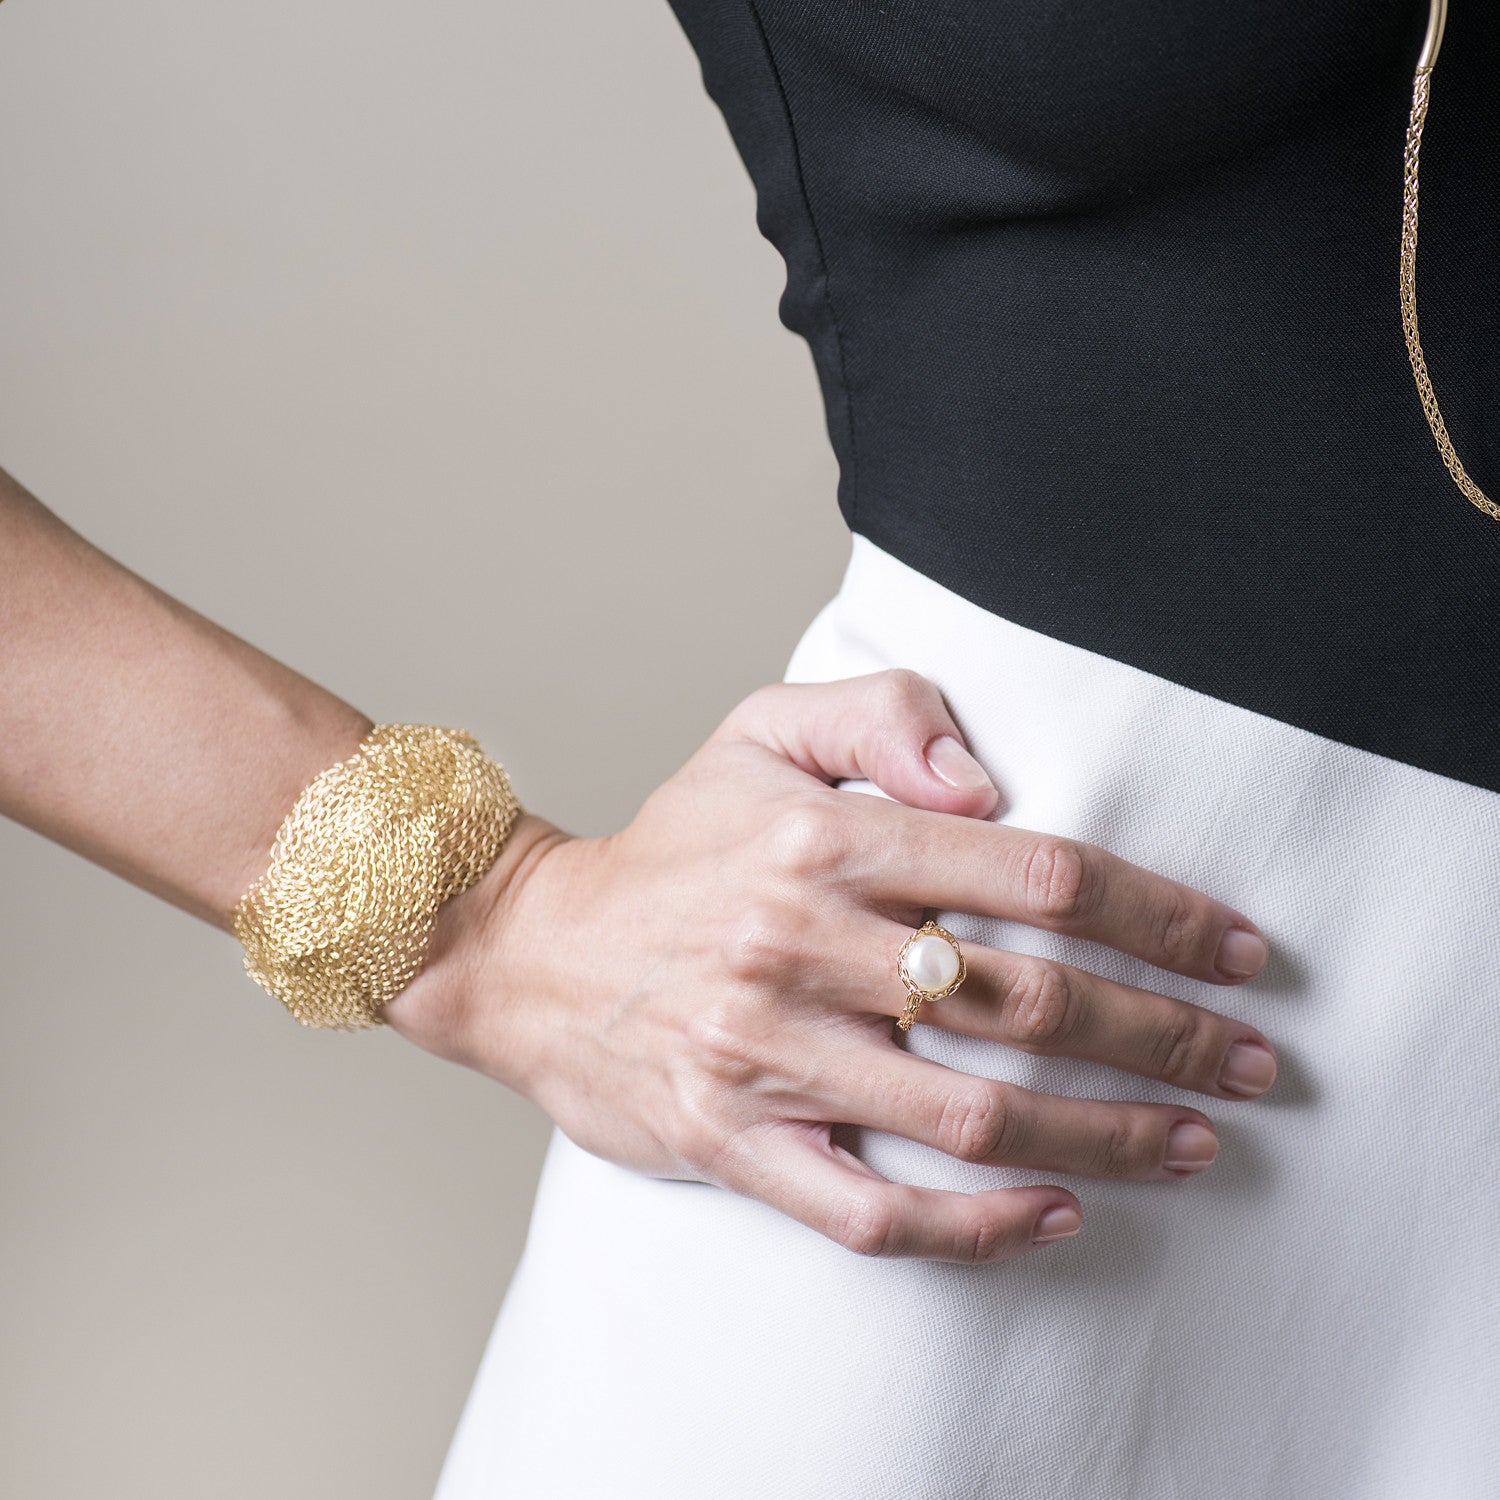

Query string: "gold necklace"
[1400, 0, 1499, 520]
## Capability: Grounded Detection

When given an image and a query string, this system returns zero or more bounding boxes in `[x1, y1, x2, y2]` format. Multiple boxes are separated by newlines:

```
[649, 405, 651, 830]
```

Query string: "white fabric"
[434, 533, 1500, 1499]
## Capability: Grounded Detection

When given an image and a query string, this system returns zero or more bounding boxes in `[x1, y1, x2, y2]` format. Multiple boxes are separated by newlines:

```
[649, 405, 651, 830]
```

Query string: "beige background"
[0, 2, 848, 1495]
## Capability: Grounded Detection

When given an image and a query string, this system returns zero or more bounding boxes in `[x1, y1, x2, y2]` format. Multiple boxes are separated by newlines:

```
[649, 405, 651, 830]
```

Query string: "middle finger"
[843, 796, 1269, 987]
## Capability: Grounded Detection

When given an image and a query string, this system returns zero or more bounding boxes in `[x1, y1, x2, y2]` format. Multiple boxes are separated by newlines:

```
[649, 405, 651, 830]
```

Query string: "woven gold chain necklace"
[1401, 0, 1499, 520]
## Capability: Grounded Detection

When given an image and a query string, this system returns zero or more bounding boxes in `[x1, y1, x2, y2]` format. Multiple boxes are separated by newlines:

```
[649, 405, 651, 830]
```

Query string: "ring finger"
[838, 909, 1278, 1102]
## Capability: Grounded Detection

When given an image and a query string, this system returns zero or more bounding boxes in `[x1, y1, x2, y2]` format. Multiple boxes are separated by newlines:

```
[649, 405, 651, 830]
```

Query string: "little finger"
[712, 1119, 1085, 1263]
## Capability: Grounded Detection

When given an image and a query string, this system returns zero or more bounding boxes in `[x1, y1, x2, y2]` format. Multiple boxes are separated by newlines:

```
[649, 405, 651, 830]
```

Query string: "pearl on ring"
[904, 932, 962, 993]
[895, 921, 966, 1031]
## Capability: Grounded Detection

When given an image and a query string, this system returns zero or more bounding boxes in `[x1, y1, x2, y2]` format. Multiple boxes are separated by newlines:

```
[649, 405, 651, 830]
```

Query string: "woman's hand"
[385, 668, 1276, 1265]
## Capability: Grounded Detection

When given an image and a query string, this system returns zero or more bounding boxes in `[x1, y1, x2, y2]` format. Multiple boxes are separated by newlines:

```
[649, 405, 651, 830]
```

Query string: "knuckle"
[681, 1002, 761, 1085]
[719, 901, 802, 985]
[765, 800, 851, 882]
[831, 1191, 897, 1258]
[1019, 837, 1092, 927]
[663, 1108, 727, 1176]
[659, 1062, 754, 1177]
[962, 1213, 1011, 1265]
[1092, 1114, 1153, 1179]
[1147, 1011, 1208, 1085]
[1149, 887, 1205, 968]
[941, 1082, 1016, 1164]
[1002, 961, 1079, 1051]
[874, 665, 937, 716]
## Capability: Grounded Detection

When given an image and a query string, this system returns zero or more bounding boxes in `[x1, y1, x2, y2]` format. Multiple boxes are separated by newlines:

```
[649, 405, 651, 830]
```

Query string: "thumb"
[714, 668, 1003, 819]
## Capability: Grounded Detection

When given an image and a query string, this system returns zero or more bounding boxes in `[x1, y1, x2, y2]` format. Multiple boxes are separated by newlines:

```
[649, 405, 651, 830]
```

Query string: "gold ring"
[895, 918, 966, 1031]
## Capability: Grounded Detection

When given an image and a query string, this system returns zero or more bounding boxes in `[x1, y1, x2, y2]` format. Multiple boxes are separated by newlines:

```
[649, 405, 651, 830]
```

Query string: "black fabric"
[665, 0, 1500, 794]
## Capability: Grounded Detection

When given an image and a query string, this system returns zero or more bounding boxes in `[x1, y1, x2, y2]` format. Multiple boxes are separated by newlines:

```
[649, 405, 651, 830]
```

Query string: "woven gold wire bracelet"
[232, 723, 523, 1030]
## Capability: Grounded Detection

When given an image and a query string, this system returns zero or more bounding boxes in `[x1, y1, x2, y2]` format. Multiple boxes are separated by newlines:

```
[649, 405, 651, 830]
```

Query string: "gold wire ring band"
[1400, 0, 1498, 521]
[233, 723, 523, 1030]
[894, 919, 968, 1031]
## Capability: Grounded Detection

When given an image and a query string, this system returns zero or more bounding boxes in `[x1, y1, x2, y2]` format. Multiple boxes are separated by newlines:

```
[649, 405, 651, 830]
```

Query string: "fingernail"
[1031, 1205, 1082, 1244]
[1163, 1121, 1219, 1173]
[1219, 1040, 1278, 1098]
[925, 734, 995, 793]
[1216, 927, 1269, 979]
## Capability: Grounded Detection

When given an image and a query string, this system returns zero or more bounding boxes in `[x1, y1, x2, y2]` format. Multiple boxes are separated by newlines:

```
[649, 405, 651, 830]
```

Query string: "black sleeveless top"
[665, 0, 1500, 795]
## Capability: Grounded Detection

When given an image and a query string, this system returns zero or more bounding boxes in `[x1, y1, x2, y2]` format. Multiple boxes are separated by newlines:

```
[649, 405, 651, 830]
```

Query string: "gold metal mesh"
[1400, 58, 1500, 521]
[232, 723, 523, 1029]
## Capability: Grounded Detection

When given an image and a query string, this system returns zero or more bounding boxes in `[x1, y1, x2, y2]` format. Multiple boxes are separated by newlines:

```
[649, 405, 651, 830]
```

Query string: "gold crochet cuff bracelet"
[232, 723, 523, 1030]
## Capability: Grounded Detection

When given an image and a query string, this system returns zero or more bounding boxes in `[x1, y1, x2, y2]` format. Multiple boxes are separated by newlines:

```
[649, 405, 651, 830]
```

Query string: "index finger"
[847, 799, 1269, 985]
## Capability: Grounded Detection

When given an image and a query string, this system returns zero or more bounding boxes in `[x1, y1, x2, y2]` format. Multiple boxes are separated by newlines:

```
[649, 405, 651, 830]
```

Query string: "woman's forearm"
[1, 463, 377, 929]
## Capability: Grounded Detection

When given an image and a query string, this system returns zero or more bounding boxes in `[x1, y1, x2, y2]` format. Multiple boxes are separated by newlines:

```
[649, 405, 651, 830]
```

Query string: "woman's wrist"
[380, 808, 574, 1089]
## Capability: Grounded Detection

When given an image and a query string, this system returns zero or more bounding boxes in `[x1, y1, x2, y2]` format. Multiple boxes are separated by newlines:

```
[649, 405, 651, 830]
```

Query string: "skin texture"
[1, 465, 1276, 1265]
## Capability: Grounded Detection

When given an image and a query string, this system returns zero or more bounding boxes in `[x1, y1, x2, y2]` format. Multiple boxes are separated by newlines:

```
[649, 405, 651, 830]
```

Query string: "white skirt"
[433, 534, 1500, 1499]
